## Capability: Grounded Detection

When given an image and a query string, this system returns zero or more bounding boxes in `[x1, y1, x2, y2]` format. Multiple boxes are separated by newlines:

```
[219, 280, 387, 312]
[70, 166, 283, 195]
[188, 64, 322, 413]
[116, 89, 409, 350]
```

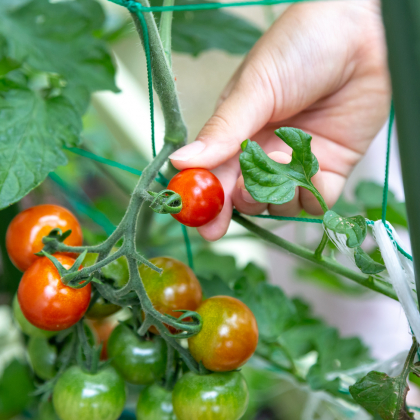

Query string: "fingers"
[169, 68, 274, 170]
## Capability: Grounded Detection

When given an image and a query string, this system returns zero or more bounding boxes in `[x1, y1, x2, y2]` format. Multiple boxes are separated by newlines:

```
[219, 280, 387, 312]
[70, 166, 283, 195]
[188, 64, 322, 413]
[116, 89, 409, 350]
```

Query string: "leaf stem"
[232, 213, 400, 301]
[314, 231, 329, 259]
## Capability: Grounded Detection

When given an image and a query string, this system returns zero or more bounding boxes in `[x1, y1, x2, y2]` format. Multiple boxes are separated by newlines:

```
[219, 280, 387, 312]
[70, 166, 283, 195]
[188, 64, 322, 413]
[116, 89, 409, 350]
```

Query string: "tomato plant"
[188, 296, 258, 372]
[17, 255, 91, 331]
[6, 204, 83, 272]
[52, 365, 126, 420]
[139, 257, 202, 333]
[87, 318, 117, 360]
[167, 169, 224, 227]
[172, 371, 249, 420]
[0, 0, 417, 418]
[107, 323, 167, 385]
[136, 384, 177, 420]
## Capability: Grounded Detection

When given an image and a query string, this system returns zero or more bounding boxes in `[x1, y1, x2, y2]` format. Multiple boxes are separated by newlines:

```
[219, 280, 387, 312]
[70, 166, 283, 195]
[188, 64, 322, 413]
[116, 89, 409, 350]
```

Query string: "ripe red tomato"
[188, 296, 258, 372]
[6, 204, 83, 271]
[167, 169, 224, 227]
[139, 257, 202, 334]
[18, 255, 91, 331]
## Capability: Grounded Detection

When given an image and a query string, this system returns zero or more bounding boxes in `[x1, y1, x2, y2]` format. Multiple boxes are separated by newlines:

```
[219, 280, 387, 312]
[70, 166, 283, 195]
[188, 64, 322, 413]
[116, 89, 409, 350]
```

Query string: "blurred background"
[0, 1, 418, 418]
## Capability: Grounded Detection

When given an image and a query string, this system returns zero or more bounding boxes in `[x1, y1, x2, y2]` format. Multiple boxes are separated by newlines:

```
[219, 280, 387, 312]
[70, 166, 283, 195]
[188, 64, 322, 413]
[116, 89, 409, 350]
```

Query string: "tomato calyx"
[159, 309, 203, 339]
[148, 189, 183, 214]
[40, 250, 101, 289]
[35, 228, 73, 256]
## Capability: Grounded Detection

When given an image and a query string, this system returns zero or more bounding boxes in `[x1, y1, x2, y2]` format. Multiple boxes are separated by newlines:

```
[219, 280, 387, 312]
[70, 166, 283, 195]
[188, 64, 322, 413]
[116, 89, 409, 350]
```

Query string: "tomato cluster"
[8, 202, 258, 420]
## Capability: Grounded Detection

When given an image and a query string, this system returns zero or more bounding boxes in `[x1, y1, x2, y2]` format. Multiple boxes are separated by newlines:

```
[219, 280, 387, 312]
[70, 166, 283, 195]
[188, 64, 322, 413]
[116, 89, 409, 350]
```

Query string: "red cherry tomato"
[17, 255, 91, 331]
[188, 296, 258, 372]
[6, 204, 83, 272]
[167, 169, 224, 227]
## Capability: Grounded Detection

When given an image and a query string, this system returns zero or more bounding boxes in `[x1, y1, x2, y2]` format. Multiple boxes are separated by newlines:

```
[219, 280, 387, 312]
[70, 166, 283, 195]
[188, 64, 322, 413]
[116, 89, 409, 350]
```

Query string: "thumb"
[169, 68, 274, 170]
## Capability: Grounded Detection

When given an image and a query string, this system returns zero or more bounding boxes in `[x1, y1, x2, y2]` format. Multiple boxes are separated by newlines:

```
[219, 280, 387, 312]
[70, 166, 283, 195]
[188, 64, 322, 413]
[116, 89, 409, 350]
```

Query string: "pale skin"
[169, 0, 391, 241]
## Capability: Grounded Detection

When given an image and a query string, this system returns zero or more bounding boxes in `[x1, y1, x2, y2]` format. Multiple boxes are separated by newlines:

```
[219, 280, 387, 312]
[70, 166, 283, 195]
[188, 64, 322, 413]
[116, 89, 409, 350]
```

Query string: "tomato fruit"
[18, 255, 91, 331]
[172, 371, 249, 420]
[167, 169, 224, 227]
[87, 318, 117, 360]
[13, 295, 56, 338]
[139, 257, 202, 334]
[36, 400, 60, 420]
[6, 204, 83, 272]
[188, 296, 258, 372]
[86, 297, 121, 320]
[107, 323, 167, 385]
[53, 365, 126, 420]
[28, 337, 57, 380]
[136, 384, 177, 420]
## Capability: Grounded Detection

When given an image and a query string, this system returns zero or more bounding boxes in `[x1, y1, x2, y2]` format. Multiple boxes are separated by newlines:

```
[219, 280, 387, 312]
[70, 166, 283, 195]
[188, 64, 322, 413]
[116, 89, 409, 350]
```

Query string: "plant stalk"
[131, 0, 187, 145]
[159, 0, 175, 68]
[232, 213, 400, 301]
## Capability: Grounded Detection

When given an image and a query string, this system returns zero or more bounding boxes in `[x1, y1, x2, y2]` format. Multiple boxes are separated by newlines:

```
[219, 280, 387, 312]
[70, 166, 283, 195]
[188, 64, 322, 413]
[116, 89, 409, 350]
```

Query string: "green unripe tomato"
[107, 323, 167, 385]
[13, 295, 55, 338]
[86, 297, 121, 320]
[172, 371, 249, 420]
[28, 337, 57, 380]
[52, 365, 126, 420]
[136, 384, 178, 420]
[36, 400, 60, 420]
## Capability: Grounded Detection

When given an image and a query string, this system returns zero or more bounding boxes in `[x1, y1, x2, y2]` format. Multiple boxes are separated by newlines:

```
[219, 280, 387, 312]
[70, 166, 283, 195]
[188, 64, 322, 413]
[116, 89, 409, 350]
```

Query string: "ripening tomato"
[6, 204, 83, 271]
[172, 371, 249, 420]
[53, 365, 126, 420]
[136, 384, 177, 420]
[139, 257, 202, 334]
[17, 255, 91, 331]
[188, 296, 258, 372]
[87, 318, 118, 360]
[167, 169, 224, 227]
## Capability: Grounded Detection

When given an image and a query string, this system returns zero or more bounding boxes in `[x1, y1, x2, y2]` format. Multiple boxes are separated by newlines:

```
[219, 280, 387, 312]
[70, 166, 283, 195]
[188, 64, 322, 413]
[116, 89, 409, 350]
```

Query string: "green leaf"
[241, 282, 297, 341]
[349, 371, 411, 420]
[0, 85, 81, 209]
[198, 275, 236, 299]
[323, 210, 367, 248]
[354, 247, 386, 274]
[194, 250, 240, 285]
[151, 0, 262, 56]
[239, 128, 319, 205]
[0, 0, 117, 101]
[0, 359, 35, 418]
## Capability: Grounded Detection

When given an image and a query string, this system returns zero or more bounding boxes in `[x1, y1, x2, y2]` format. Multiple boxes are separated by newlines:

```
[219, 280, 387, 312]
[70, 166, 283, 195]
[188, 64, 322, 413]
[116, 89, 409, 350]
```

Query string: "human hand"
[169, 0, 391, 241]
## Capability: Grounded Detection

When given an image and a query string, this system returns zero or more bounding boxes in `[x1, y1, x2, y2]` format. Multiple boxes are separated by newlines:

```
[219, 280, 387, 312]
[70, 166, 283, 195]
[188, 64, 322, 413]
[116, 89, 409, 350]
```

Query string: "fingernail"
[169, 141, 206, 161]
[241, 188, 256, 204]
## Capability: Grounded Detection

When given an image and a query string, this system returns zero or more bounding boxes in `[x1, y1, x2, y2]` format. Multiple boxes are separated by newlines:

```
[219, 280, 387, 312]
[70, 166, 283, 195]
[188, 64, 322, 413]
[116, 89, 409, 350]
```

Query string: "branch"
[232, 213, 400, 301]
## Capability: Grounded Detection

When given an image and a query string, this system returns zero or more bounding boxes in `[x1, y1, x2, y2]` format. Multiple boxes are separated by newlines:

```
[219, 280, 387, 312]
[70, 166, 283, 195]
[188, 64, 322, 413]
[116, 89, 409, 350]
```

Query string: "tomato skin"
[13, 295, 56, 338]
[52, 365, 126, 420]
[86, 298, 121, 320]
[6, 204, 83, 272]
[28, 337, 57, 380]
[167, 169, 224, 227]
[139, 257, 202, 334]
[17, 255, 91, 331]
[107, 323, 167, 385]
[172, 371, 249, 420]
[136, 384, 177, 420]
[188, 296, 258, 372]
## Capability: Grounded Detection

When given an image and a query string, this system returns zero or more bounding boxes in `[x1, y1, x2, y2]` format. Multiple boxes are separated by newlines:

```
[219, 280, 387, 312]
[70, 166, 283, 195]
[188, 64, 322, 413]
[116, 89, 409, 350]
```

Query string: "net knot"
[123, 0, 141, 13]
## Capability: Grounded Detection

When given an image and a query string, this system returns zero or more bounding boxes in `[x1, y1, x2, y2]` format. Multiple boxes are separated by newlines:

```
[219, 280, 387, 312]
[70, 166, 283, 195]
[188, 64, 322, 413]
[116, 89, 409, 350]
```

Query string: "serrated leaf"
[239, 128, 319, 205]
[0, 85, 81, 208]
[354, 247, 386, 274]
[323, 210, 367, 248]
[349, 371, 412, 420]
[151, 0, 262, 56]
[0, 0, 117, 103]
